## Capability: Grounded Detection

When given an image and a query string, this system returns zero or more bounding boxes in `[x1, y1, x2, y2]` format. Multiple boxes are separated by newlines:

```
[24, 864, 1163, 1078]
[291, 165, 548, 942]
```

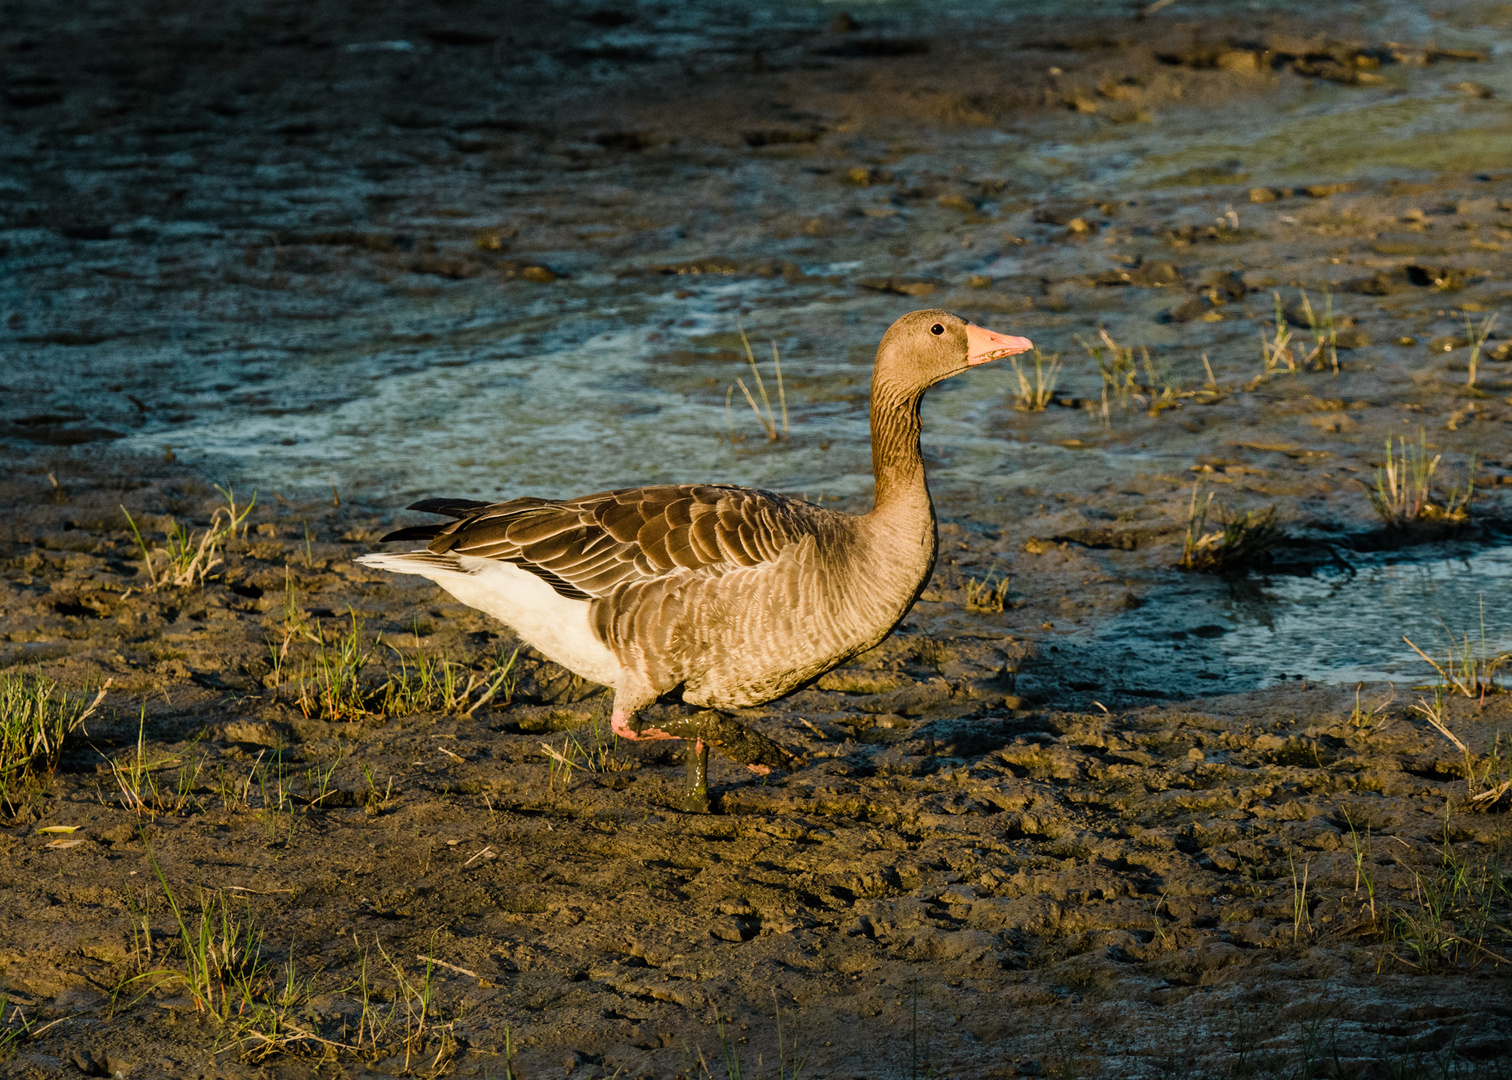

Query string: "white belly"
[357, 552, 621, 686]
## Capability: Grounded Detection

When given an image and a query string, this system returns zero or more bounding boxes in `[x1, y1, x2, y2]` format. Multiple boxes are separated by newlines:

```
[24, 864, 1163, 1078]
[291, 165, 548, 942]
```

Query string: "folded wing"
[379, 485, 822, 601]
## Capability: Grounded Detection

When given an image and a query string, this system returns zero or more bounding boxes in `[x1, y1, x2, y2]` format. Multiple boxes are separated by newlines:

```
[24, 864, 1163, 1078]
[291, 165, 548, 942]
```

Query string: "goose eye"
[930, 323, 945, 336]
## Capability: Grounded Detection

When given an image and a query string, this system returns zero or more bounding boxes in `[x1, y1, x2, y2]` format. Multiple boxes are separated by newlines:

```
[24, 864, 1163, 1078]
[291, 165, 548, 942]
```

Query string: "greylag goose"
[358, 309, 1031, 810]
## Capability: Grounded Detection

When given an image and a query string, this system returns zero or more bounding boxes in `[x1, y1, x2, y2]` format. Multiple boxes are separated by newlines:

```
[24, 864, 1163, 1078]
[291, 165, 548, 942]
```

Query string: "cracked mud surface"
[1, 466, 1508, 1079]
[3, 0, 1512, 1077]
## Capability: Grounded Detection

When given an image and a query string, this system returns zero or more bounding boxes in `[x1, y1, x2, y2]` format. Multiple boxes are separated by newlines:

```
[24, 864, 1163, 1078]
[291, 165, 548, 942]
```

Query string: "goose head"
[874, 309, 1033, 394]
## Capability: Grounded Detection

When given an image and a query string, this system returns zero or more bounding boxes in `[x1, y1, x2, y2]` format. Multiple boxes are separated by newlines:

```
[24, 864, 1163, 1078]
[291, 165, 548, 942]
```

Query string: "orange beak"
[965, 323, 1034, 365]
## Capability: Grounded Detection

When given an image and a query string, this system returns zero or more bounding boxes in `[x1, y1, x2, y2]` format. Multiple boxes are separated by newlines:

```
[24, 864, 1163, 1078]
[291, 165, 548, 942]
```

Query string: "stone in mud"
[219, 721, 284, 747]
[1094, 259, 1179, 287]
[1163, 295, 1212, 323]
[649, 256, 742, 275]
[1343, 268, 1412, 295]
[513, 705, 603, 732]
[842, 165, 890, 185]
[1163, 222, 1257, 245]
[1405, 264, 1468, 289]
[500, 261, 559, 283]
[1032, 202, 1096, 226]
[645, 257, 806, 281]
[817, 668, 906, 694]
[1448, 80, 1494, 99]
[1215, 50, 1262, 72]
[1291, 60, 1385, 85]
[1301, 181, 1357, 197]
[1344, 263, 1473, 294]
[858, 276, 939, 296]
[1202, 268, 1247, 302]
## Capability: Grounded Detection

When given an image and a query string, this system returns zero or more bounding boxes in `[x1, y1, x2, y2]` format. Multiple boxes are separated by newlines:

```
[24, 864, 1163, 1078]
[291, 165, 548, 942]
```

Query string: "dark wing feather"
[406, 498, 493, 518]
[382, 485, 826, 600]
[380, 523, 448, 543]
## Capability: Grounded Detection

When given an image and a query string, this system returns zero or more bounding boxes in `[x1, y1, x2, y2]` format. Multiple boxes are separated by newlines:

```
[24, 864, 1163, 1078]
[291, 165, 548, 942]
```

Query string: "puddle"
[1063, 541, 1512, 695]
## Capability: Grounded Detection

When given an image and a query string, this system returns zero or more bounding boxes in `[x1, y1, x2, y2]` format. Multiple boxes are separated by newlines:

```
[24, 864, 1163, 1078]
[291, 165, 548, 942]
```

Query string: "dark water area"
[3, 0, 1510, 687]
[1065, 539, 1512, 695]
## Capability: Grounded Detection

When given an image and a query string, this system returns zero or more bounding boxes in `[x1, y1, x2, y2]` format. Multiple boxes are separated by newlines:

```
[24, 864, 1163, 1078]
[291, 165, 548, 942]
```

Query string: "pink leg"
[746, 764, 772, 776]
[610, 709, 674, 742]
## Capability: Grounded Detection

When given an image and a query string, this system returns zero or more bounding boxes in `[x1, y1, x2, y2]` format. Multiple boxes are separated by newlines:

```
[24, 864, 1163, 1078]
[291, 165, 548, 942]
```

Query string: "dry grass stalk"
[964, 568, 1011, 613]
[1464, 311, 1499, 389]
[1079, 329, 1136, 408]
[1007, 349, 1061, 411]
[1348, 683, 1395, 729]
[121, 485, 255, 589]
[1403, 621, 1506, 700]
[1078, 329, 1189, 416]
[1410, 691, 1511, 808]
[107, 708, 217, 819]
[735, 326, 789, 442]
[1296, 287, 1340, 374]
[1260, 291, 1297, 375]
[541, 724, 626, 789]
[1364, 431, 1474, 530]
[1290, 851, 1312, 943]
[1179, 483, 1281, 573]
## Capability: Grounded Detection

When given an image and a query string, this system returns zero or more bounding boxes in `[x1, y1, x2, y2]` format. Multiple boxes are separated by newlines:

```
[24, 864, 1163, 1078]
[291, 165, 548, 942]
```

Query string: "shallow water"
[4, 0, 1509, 690]
[1068, 541, 1512, 694]
[3, 0, 1499, 503]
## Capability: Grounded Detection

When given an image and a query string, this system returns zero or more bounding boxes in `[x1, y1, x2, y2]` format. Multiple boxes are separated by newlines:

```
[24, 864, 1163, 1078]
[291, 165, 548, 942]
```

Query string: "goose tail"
[354, 551, 466, 576]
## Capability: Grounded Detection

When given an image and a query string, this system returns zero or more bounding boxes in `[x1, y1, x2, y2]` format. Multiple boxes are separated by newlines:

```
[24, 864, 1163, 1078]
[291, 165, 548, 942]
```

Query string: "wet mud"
[3, 0, 1512, 1077]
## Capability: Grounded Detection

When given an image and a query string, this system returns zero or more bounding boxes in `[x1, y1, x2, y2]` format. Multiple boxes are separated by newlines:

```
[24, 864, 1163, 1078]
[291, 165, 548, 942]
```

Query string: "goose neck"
[867, 380, 930, 518]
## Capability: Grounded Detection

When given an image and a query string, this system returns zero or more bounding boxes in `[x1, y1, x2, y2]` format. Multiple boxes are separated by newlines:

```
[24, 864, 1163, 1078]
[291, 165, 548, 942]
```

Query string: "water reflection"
[1082, 542, 1512, 690]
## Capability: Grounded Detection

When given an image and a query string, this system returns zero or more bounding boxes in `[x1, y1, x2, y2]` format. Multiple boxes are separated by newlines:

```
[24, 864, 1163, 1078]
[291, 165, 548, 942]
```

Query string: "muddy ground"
[3, 0, 1512, 1077]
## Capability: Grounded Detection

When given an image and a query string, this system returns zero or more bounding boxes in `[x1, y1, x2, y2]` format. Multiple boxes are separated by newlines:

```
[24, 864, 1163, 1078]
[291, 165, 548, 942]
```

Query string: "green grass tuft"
[1364, 430, 1475, 531]
[0, 670, 108, 814]
[1178, 483, 1281, 573]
